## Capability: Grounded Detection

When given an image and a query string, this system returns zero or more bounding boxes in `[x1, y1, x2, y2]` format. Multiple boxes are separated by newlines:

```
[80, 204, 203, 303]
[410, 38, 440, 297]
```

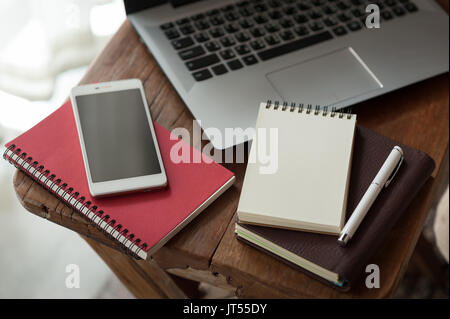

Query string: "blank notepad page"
[238, 102, 357, 234]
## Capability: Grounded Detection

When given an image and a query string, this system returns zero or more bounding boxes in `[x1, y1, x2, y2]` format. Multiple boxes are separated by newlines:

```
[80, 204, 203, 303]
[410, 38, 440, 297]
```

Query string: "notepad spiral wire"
[265, 100, 354, 119]
[3, 144, 147, 260]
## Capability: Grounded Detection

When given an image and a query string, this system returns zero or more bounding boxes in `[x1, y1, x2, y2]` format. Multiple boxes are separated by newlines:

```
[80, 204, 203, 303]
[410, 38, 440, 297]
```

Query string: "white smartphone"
[70, 79, 167, 197]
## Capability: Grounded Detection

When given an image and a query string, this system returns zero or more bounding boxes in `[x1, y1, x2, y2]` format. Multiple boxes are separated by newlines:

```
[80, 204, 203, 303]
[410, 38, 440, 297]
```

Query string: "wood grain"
[83, 236, 187, 299]
[11, 0, 449, 298]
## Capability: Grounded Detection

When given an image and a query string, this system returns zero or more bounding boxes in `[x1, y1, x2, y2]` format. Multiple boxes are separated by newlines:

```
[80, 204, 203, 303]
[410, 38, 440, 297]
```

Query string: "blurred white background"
[0, 0, 133, 298]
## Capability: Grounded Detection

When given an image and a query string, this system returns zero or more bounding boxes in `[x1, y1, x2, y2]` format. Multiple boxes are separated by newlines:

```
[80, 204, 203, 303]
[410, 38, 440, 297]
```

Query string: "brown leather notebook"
[235, 125, 435, 290]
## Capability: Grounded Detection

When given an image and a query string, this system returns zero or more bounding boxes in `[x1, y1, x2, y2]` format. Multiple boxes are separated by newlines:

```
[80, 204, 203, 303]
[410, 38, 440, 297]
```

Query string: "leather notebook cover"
[236, 125, 435, 289]
[3, 100, 235, 260]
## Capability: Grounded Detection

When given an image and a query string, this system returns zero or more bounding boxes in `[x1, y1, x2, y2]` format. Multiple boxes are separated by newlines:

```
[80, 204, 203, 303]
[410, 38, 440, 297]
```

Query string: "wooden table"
[12, 2, 448, 298]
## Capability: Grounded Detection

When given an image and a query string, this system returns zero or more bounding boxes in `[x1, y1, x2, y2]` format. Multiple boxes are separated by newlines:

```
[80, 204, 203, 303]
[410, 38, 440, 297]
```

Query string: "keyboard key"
[164, 29, 180, 40]
[293, 14, 308, 24]
[180, 24, 195, 35]
[283, 6, 297, 15]
[265, 22, 280, 33]
[254, 14, 269, 24]
[323, 5, 337, 15]
[381, 10, 394, 20]
[239, 7, 255, 17]
[267, 0, 282, 9]
[279, 18, 294, 28]
[279, 30, 295, 41]
[195, 20, 210, 30]
[220, 36, 236, 47]
[236, 1, 250, 7]
[347, 20, 362, 31]
[172, 37, 194, 50]
[192, 69, 213, 81]
[309, 10, 323, 19]
[176, 18, 190, 25]
[254, 4, 268, 12]
[224, 23, 240, 33]
[297, 3, 310, 11]
[227, 59, 244, 70]
[333, 26, 348, 36]
[186, 54, 220, 71]
[221, 4, 235, 12]
[309, 21, 324, 31]
[220, 49, 236, 60]
[265, 34, 281, 45]
[336, 1, 350, 10]
[205, 41, 221, 52]
[385, 0, 397, 7]
[393, 6, 406, 16]
[224, 11, 240, 21]
[293, 26, 309, 36]
[268, 10, 283, 19]
[210, 16, 225, 25]
[404, 2, 418, 12]
[212, 64, 228, 75]
[235, 44, 251, 55]
[250, 27, 266, 37]
[311, 0, 325, 6]
[258, 31, 333, 61]
[235, 31, 251, 42]
[191, 13, 205, 21]
[160, 22, 174, 30]
[338, 13, 351, 22]
[179, 46, 206, 60]
[210, 27, 225, 38]
[352, 8, 365, 18]
[323, 17, 338, 27]
[249, 39, 266, 50]
[206, 9, 220, 16]
[242, 54, 258, 65]
[240, 19, 254, 29]
[194, 32, 210, 43]
[373, 1, 385, 10]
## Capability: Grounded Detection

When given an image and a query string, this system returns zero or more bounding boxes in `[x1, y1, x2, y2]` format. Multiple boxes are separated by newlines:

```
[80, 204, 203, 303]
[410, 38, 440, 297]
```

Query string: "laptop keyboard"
[160, 0, 419, 82]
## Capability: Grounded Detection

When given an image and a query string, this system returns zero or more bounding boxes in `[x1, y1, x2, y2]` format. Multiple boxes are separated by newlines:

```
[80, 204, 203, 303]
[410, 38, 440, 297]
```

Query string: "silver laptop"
[126, 0, 449, 149]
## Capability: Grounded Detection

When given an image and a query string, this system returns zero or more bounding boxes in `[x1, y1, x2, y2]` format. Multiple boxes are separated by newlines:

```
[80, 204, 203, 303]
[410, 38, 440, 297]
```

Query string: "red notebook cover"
[3, 101, 235, 259]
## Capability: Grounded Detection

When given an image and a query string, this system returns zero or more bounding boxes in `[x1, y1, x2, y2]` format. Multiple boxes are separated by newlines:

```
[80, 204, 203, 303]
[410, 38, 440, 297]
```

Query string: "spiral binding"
[3, 144, 147, 260]
[265, 100, 353, 119]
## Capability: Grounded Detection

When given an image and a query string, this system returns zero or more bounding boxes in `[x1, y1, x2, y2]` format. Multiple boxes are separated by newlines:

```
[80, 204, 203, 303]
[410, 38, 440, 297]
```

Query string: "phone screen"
[76, 89, 162, 183]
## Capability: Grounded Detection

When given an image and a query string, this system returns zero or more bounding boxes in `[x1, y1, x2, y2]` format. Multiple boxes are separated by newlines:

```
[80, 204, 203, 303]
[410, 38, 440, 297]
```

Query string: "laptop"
[125, 0, 449, 149]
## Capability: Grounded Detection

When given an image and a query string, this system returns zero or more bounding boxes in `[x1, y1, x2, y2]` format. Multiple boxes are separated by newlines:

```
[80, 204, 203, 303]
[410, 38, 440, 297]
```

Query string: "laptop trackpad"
[266, 47, 383, 106]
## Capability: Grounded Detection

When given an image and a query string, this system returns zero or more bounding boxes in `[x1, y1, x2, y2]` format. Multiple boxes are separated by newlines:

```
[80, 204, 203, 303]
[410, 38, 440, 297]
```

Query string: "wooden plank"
[166, 267, 236, 291]
[83, 236, 187, 298]
[14, 170, 129, 253]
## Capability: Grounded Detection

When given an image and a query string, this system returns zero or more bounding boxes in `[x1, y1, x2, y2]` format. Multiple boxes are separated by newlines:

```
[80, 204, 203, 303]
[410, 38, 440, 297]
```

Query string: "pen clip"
[385, 155, 403, 188]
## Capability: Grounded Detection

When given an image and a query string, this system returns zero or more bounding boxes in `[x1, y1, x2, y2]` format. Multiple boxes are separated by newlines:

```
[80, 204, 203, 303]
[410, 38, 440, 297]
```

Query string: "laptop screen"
[124, 0, 204, 14]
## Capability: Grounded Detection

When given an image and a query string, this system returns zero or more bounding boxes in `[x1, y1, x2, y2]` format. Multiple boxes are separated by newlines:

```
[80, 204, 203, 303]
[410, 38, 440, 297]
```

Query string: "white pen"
[337, 146, 404, 247]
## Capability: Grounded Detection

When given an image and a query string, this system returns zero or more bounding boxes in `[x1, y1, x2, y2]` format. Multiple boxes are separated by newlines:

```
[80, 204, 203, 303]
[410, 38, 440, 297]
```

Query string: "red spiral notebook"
[3, 100, 235, 260]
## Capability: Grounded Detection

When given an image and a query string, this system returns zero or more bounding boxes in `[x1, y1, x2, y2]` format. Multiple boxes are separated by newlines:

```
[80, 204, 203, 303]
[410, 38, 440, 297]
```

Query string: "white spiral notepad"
[237, 101, 357, 235]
